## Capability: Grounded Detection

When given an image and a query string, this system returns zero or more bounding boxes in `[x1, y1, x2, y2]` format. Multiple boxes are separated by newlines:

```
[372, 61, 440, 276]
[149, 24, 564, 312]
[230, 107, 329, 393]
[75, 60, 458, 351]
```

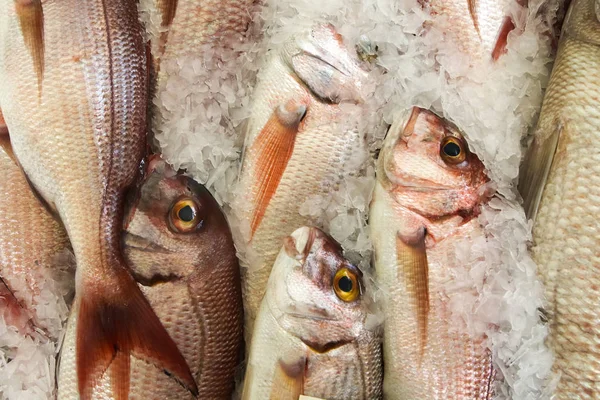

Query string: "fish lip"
[122, 233, 172, 254]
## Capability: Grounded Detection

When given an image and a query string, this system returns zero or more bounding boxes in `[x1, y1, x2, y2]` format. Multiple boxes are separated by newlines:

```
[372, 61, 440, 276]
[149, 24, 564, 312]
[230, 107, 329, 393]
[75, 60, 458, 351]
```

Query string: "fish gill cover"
[149, 0, 563, 398]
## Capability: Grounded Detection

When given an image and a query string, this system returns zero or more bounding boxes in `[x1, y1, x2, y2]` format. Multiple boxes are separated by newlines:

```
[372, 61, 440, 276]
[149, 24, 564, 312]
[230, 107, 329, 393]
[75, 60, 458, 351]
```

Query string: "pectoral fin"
[76, 267, 198, 400]
[491, 16, 515, 61]
[397, 227, 429, 363]
[15, 0, 44, 95]
[269, 356, 306, 400]
[518, 123, 561, 222]
[0, 109, 7, 137]
[249, 101, 306, 238]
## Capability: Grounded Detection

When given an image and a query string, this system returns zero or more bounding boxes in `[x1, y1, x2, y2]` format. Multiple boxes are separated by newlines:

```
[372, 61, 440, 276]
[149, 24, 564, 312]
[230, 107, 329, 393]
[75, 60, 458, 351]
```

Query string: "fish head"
[270, 227, 369, 352]
[379, 107, 489, 219]
[283, 23, 368, 104]
[122, 156, 233, 283]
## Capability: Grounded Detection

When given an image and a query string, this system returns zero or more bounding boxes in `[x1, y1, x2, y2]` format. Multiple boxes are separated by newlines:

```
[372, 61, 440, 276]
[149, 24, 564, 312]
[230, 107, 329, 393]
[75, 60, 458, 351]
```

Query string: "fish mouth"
[122, 233, 172, 254]
[285, 311, 336, 322]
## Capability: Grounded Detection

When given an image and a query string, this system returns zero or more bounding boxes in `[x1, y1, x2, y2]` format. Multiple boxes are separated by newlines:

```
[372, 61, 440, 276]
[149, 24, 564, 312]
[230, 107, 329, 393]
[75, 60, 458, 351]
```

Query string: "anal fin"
[76, 265, 198, 400]
[518, 123, 561, 222]
[249, 101, 306, 238]
[397, 227, 429, 364]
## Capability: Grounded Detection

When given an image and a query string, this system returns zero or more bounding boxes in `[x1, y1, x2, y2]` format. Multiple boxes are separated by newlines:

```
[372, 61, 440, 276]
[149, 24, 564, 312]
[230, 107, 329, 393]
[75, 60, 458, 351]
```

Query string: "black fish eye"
[178, 205, 194, 222]
[338, 276, 353, 293]
[443, 141, 461, 157]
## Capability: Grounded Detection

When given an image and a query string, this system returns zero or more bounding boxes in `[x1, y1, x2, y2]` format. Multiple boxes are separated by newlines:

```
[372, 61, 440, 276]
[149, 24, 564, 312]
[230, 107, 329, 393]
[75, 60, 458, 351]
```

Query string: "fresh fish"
[241, 226, 382, 400]
[58, 157, 244, 399]
[370, 107, 493, 399]
[0, 137, 72, 338]
[0, 1, 196, 399]
[518, 0, 600, 396]
[232, 23, 368, 338]
[424, 0, 524, 61]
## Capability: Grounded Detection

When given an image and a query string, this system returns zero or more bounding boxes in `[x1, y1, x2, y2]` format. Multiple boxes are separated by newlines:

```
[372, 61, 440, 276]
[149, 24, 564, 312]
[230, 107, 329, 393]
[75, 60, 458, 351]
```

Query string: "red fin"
[269, 356, 306, 400]
[158, 0, 178, 29]
[249, 101, 306, 238]
[397, 227, 429, 364]
[76, 268, 198, 400]
[14, 0, 44, 96]
[0, 109, 7, 137]
[468, 0, 481, 38]
[491, 16, 516, 61]
[0, 278, 33, 335]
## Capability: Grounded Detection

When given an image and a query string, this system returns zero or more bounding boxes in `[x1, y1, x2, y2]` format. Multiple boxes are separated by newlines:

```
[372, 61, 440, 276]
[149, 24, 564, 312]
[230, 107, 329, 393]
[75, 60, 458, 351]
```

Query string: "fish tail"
[76, 264, 198, 400]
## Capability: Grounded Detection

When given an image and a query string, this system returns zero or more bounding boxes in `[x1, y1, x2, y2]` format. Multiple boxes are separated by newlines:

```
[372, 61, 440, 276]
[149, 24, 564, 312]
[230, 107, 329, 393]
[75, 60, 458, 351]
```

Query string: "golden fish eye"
[169, 198, 202, 233]
[333, 268, 360, 302]
[440, 136, 467, 164]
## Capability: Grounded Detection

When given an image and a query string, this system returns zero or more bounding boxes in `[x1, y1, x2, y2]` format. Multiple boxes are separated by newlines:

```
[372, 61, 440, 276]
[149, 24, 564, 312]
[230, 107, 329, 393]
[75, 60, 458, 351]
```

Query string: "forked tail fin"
[76, 266, 198, 400]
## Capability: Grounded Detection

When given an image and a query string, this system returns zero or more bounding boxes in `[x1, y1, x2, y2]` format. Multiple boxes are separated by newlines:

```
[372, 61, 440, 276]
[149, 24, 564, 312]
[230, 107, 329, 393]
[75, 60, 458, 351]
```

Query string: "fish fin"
[269, 356, 306, 400]
[397, 227, 429, 364]
[158, 0, 178, 28]
[76, 268, 198, 400]
[0, 108, 7, 137]
[249, 101, 306, 238]
[518, 123, 561, 222]
[15, 0, 44, 96]
[468, 0, 481, 38]
[491, 16, 516, 61]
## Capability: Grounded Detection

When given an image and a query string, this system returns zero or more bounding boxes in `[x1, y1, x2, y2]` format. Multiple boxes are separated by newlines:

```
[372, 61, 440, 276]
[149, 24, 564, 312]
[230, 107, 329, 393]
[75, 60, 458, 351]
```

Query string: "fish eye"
[440, 136, 467, 164]
[333, 268, 360, 302]
[168, 197, 202, 233]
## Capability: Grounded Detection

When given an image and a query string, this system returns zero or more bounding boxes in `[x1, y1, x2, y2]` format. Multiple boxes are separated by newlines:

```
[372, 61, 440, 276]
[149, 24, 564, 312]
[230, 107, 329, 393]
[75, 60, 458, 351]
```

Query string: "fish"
[0, 137, 72, 338]
[0, 1, 197, 399]
[241, 226, 382, 400]
[370, 107, 494, 399]
[57, 157, 244, 399]
[232, 23, 368, 339]
[423, 0, 525, 61]
[517, 0, 600, 396]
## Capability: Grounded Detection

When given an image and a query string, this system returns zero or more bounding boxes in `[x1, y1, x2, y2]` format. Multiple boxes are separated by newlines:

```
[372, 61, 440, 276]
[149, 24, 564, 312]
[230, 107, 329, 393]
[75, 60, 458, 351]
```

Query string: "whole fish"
[232, 23, 368, 339]
[518, 0, 600, 396]
[58, 157, 244, 399]
[424, 0, 523, 61]
[241, 226, 382, 400]
[370, 107, 493, 399]
[0, 137, 72, 337]
[0, 1, 196, 399]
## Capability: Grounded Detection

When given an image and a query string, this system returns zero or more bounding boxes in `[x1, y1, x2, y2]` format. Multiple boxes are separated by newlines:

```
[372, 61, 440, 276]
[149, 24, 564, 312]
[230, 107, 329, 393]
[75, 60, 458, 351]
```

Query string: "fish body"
[370, 107, 493, 399]
[242, 226, 382, 400]
[233, 24, 368, 338]
[58, 158, 244, 399]
[0, 1, 196, 398]
[518, 0, 600, 396]
[425, 0, 522, 61]
[0, 138, 71, 338]
[141, 0, 259, 67]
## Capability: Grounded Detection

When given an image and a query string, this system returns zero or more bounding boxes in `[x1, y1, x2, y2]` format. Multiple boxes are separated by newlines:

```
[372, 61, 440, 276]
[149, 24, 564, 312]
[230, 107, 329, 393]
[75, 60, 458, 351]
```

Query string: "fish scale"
[518, 0, 600, 396]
